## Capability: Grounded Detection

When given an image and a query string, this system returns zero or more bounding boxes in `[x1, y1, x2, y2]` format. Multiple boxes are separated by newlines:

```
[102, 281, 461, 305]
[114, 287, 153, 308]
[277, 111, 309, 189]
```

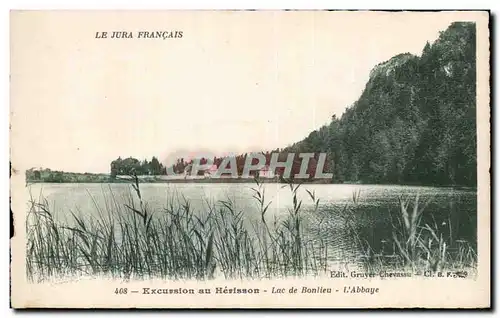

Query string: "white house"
[183, 164, 192, 178]
[258, 165, 274, 179]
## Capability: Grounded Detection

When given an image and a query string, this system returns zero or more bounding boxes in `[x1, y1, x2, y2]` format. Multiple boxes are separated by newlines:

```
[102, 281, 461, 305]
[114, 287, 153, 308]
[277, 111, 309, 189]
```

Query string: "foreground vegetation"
[337, 191, 477, 274]
[26, 177, 476, 282]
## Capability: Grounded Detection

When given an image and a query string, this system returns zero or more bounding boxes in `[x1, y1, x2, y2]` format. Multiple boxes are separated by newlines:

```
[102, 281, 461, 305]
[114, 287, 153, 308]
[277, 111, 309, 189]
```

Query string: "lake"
[26, 182, 477, 270]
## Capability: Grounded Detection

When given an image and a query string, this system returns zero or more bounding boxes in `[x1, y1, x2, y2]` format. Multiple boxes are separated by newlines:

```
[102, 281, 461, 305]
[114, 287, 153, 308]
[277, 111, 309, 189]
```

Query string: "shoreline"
[24, 178, 477, 189]
[26, 178, 332, 184]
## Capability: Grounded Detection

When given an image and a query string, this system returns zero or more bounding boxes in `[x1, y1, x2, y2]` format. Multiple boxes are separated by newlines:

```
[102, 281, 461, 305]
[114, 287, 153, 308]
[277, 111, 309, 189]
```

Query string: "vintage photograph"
[10, 10, 490, 308]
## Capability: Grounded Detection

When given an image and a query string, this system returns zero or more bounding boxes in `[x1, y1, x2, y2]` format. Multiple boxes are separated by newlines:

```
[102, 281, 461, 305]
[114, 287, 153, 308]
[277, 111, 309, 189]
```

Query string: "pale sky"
[10, 11, 472, 173]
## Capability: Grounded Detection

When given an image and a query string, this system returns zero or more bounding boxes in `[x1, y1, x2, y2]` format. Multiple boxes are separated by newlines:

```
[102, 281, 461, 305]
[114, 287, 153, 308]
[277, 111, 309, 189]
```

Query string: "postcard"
[10, 10, 490, 308]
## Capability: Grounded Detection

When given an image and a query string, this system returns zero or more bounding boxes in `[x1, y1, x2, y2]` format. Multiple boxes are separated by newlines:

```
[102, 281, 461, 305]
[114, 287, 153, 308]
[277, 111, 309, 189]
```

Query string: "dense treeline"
[110, 152, 327, 180]
[110, 156, 166, 177]
[285, 22, 477, 186]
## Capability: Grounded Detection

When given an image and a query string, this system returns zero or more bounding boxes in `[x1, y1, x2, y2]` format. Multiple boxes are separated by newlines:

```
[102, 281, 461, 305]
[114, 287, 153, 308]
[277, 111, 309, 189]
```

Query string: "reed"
[345, 193, 477, 273]
[26, 175, 328, 281]
[25, 176, 476, 281]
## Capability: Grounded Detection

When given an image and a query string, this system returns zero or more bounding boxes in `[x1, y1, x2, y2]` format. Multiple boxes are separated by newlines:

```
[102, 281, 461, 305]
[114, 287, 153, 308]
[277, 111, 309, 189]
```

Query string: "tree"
[281, 22, 476, 186]
[150, 156, 161, 175]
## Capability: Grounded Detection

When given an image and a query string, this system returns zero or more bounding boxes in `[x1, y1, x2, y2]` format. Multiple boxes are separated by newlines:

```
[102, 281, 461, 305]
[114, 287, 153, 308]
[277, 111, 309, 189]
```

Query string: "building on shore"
[258, 165, 275, 179]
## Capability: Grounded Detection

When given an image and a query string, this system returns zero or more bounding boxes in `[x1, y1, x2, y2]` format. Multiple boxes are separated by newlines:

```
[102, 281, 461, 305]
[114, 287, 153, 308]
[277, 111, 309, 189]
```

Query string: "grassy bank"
[25, 177, 476, 282]
[26, 170, 112, 183]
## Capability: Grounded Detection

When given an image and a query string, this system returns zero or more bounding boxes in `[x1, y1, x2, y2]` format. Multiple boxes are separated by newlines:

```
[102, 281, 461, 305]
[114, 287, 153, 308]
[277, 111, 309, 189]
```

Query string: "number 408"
[115, 288, 128, 294]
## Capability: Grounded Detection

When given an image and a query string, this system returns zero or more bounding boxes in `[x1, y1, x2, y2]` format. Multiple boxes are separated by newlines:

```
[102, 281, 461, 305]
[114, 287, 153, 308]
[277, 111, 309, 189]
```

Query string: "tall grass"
[342, 193, 477, 273]
[25, 177, 476, 282]
[26, 176, 328, 281]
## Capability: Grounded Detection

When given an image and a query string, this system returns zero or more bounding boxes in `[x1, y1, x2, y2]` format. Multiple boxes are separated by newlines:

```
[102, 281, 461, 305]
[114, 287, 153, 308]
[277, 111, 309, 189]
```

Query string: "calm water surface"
[27, 183, 477, 264]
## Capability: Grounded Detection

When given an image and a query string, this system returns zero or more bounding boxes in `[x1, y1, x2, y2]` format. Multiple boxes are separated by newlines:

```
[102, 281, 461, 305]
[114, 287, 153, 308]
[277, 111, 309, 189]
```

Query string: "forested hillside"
[285, 22, 477, 186]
